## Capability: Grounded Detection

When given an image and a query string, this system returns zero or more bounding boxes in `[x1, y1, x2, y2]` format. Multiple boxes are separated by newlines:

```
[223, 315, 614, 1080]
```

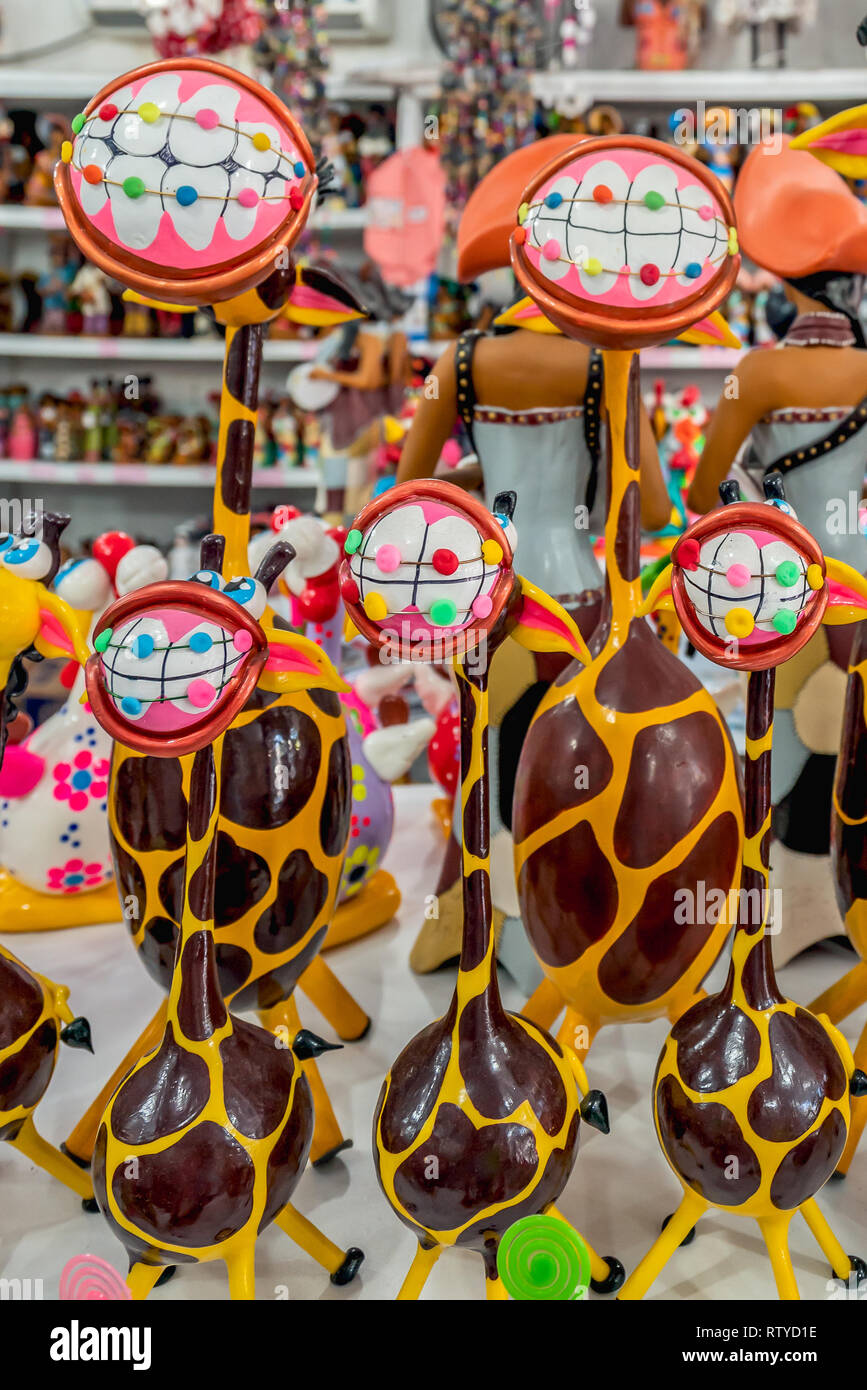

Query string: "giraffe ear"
[494, 297, 562, 334]
[823, 558, 867, 625]
[259, 629, 350, 695]
[286, 264, 370, 327]
[33, 588, 90, 666]
[121, 289, 196, 314]
[510, 576, 590, 665]
[790, 105, 867, 179]
[636, 562, 675, 620]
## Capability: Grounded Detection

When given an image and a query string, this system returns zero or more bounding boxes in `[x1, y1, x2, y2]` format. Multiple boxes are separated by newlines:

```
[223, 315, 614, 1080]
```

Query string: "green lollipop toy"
[498, 1216, 591, 1301]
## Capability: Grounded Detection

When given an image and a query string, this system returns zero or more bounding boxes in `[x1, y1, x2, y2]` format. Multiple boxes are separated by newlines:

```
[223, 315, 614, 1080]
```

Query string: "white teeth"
[236, 120, 284, 176]
[106, 618, 238, 713]
[225, 168, 267, 241]
[685, 533, 809, 639]
[170, 82, 239, 167]
[105, 154, 166, 250]
[628, 165, 682, 301]
[112, 76, 179, 158]
[76, 135, 108, 216]
[676, 182, 727, 287]
[425, 516, 493, 622]
[162, 162, 230, 251]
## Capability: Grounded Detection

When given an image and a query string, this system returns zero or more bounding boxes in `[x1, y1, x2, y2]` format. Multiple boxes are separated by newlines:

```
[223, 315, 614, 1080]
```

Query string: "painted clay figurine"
[340, 478, 625, 1300]
[0, 511, 96, 1206]
[84, 533, 364, 1300]
[398, 135, 671, 984]
[508, 133, 745, 1063]
[0, 533, 167, 932]
[54, 57, 373, 1174]
[620, 477, 867, 1300]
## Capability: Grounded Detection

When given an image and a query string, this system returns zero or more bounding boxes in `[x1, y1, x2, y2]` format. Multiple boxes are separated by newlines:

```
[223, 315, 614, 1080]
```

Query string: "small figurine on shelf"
[253, 396, 277, 470]
[272, 396, 300, 469]
[718, 0, 817, 68]
[7, 393, 37, 462]
[620, 0, 705, 71]
[36, 394, 58, 461]
[71, 264, 112, 337]
[174, 414, 210, 465]
[121, 294, 152, 338]
[23, 114, 72, 206]
[36, 237, 76, 335]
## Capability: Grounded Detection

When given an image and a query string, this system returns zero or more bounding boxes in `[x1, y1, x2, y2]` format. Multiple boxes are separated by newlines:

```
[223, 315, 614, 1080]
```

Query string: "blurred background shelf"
[0, 204, 369, 233]
[0, 459, 322, 489]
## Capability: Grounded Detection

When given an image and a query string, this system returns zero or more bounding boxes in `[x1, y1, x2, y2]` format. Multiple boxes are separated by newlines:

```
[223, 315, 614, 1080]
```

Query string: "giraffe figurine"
[53, 57, 373, 1172]
[84, 533, 364, 1299]
[508, 134, 745, 1064]
[0, 510, 97, 1204]
[340, 479, 625, 1300]
[619, 476, 867, 1300]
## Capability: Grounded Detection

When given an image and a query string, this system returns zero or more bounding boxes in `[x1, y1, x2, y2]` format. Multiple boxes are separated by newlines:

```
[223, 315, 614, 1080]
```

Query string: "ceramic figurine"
[398, 135, 671, 985]
[621, 477, 867, 1300]
[619, 0, 705, 71]
[0, 533, 167, 932]
[340, 477, 625, 1300]
[506, 133, 745, 1063]
[84, 533, 364, 1300]
[36, 238, 76, 335]
[718, 0, 817, 69]
[690, 111, 867, 936]
[0, 511, 96, 1205]
[71, 263, 113, 337]
[23, 113, 72, 206]
[54, 57, 374, 1174]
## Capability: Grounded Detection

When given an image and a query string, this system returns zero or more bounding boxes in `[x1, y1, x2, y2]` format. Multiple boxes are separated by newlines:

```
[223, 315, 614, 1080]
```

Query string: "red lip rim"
[670, 502, 829, 671]
[508, 132, 740, 350]
[85, 580, 268, 755]
[52, 56, 317, 307]
[341, 479, 515, 661]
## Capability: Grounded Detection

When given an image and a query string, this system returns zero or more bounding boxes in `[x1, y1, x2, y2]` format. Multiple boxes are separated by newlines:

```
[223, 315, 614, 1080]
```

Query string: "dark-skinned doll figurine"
[397, 135, 671, 987]
[688, 115, 867, 961]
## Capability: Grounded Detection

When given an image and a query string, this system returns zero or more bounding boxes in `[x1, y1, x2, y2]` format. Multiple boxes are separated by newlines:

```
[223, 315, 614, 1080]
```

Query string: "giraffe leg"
[547, 1204, 625, 1294]
[296, 956, 370, 1042]
[275, 1202, 364, 1285]
[556, 1008, 596, 1062]
[809, 960, 867, 1026]
[485, 1273, 510, 1300]
[522, 977, 563, 1033]
[258, 995, 350, 1165]
[758, 1215, 800, 1300]
[62, 1002, 166, 1164]
[323, 869, 401, 950]
[126, 1263, 163, 1301]
[835, 1017, 867, 1176]
[617, 1189, 708, 1301]
[225, 1252, 256, 1301]
[397, 1243, 441, 1300]
[799, 1198, 852, 1280]
[8, 1115, 93, 1201]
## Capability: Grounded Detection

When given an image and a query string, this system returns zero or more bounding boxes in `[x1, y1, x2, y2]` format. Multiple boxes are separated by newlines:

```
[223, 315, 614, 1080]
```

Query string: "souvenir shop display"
[340, 477, 625, 1299]
[53, 57, 374, 1181]
[509, 132, 746, 1060]
[623, 479, 867, 1300]
[0, 532, 167, 932]
[718, 0, 818, 68]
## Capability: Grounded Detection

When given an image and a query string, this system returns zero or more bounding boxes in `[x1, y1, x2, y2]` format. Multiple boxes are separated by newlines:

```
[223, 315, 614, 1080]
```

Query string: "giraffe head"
[0, 511, 90, 762]
[645, 473, 867, 671]
[339, 479, 590, 672]
[85, 532, 348, 757]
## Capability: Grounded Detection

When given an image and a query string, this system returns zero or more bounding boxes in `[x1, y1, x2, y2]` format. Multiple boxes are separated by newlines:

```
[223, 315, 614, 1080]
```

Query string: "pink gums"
[526, 147, 724, 310]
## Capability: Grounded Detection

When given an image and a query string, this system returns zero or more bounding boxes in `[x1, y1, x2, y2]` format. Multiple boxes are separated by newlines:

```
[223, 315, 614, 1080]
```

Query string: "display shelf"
[0, 460, 321, 489]
[0, 68, 398, 103]
[641, 346, 745, 369]
[530, 67, 867, 105]
[0, 204, 369, 233]
[0, 334, 318, 362]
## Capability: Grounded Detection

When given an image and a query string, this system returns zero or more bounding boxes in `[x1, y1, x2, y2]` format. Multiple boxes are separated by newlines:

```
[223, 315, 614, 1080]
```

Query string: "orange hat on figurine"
[736, 123, 867, 280]
[457, 134, 587, 280]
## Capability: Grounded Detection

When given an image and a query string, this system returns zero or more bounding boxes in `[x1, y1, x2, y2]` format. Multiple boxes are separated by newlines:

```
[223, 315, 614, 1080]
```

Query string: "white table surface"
[1, 783, 865, 1302]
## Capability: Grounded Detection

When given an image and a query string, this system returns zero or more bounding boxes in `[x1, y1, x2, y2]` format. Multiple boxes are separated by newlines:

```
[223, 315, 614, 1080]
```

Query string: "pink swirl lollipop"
[60, 1255, 132, 1301]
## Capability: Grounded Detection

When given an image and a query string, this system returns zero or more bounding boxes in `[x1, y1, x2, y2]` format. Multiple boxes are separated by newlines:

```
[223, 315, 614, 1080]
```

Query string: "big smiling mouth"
[85, 582, 267, 755]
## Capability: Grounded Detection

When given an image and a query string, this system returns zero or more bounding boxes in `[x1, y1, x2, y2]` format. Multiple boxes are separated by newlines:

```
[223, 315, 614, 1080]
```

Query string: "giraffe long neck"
[726, 666, 784, 1009]
[599, 349, 643, 644]
[213, 324, 264, 581]
[166, 736, 229, 1041]
[455, 661, 503, 1016]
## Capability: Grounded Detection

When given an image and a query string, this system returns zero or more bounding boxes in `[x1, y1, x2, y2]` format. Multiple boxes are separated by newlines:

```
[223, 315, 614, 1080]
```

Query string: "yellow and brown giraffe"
[339, 479, 625, 1299]
[501, 134, 746, 1063]
[53, 58, 374, 1171]
[620, 482, 867, 1299]
[0, 510, 96, 1205]
[83, 533, 364, 1299]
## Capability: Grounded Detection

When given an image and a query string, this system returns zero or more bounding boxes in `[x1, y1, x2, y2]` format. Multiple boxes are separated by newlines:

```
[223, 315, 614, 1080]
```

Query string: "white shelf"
[0, 334, 318, 362]
[0, 69, 398, 103]
[641, 346, 745, 369]
[0, 204, 368, 233]
[531, 67, 867, 105]
[0, 460, 321, 489]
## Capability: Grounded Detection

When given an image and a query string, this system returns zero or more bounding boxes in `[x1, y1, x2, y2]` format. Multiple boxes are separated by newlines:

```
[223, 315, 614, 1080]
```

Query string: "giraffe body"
[514, 356, 744, 1056]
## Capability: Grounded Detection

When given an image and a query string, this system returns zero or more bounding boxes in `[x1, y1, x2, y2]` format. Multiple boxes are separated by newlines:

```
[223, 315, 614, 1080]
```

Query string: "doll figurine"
[398, 135, 671, 985]
[622, 477, 867, 1300]
[689, 115, 867, 907]
[71, 264, 112, 337]
[36, 238, 75, 335]
[718, 0, 817, 69]
[23, 114, 72, 206]
[619, 0, 704, 71]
